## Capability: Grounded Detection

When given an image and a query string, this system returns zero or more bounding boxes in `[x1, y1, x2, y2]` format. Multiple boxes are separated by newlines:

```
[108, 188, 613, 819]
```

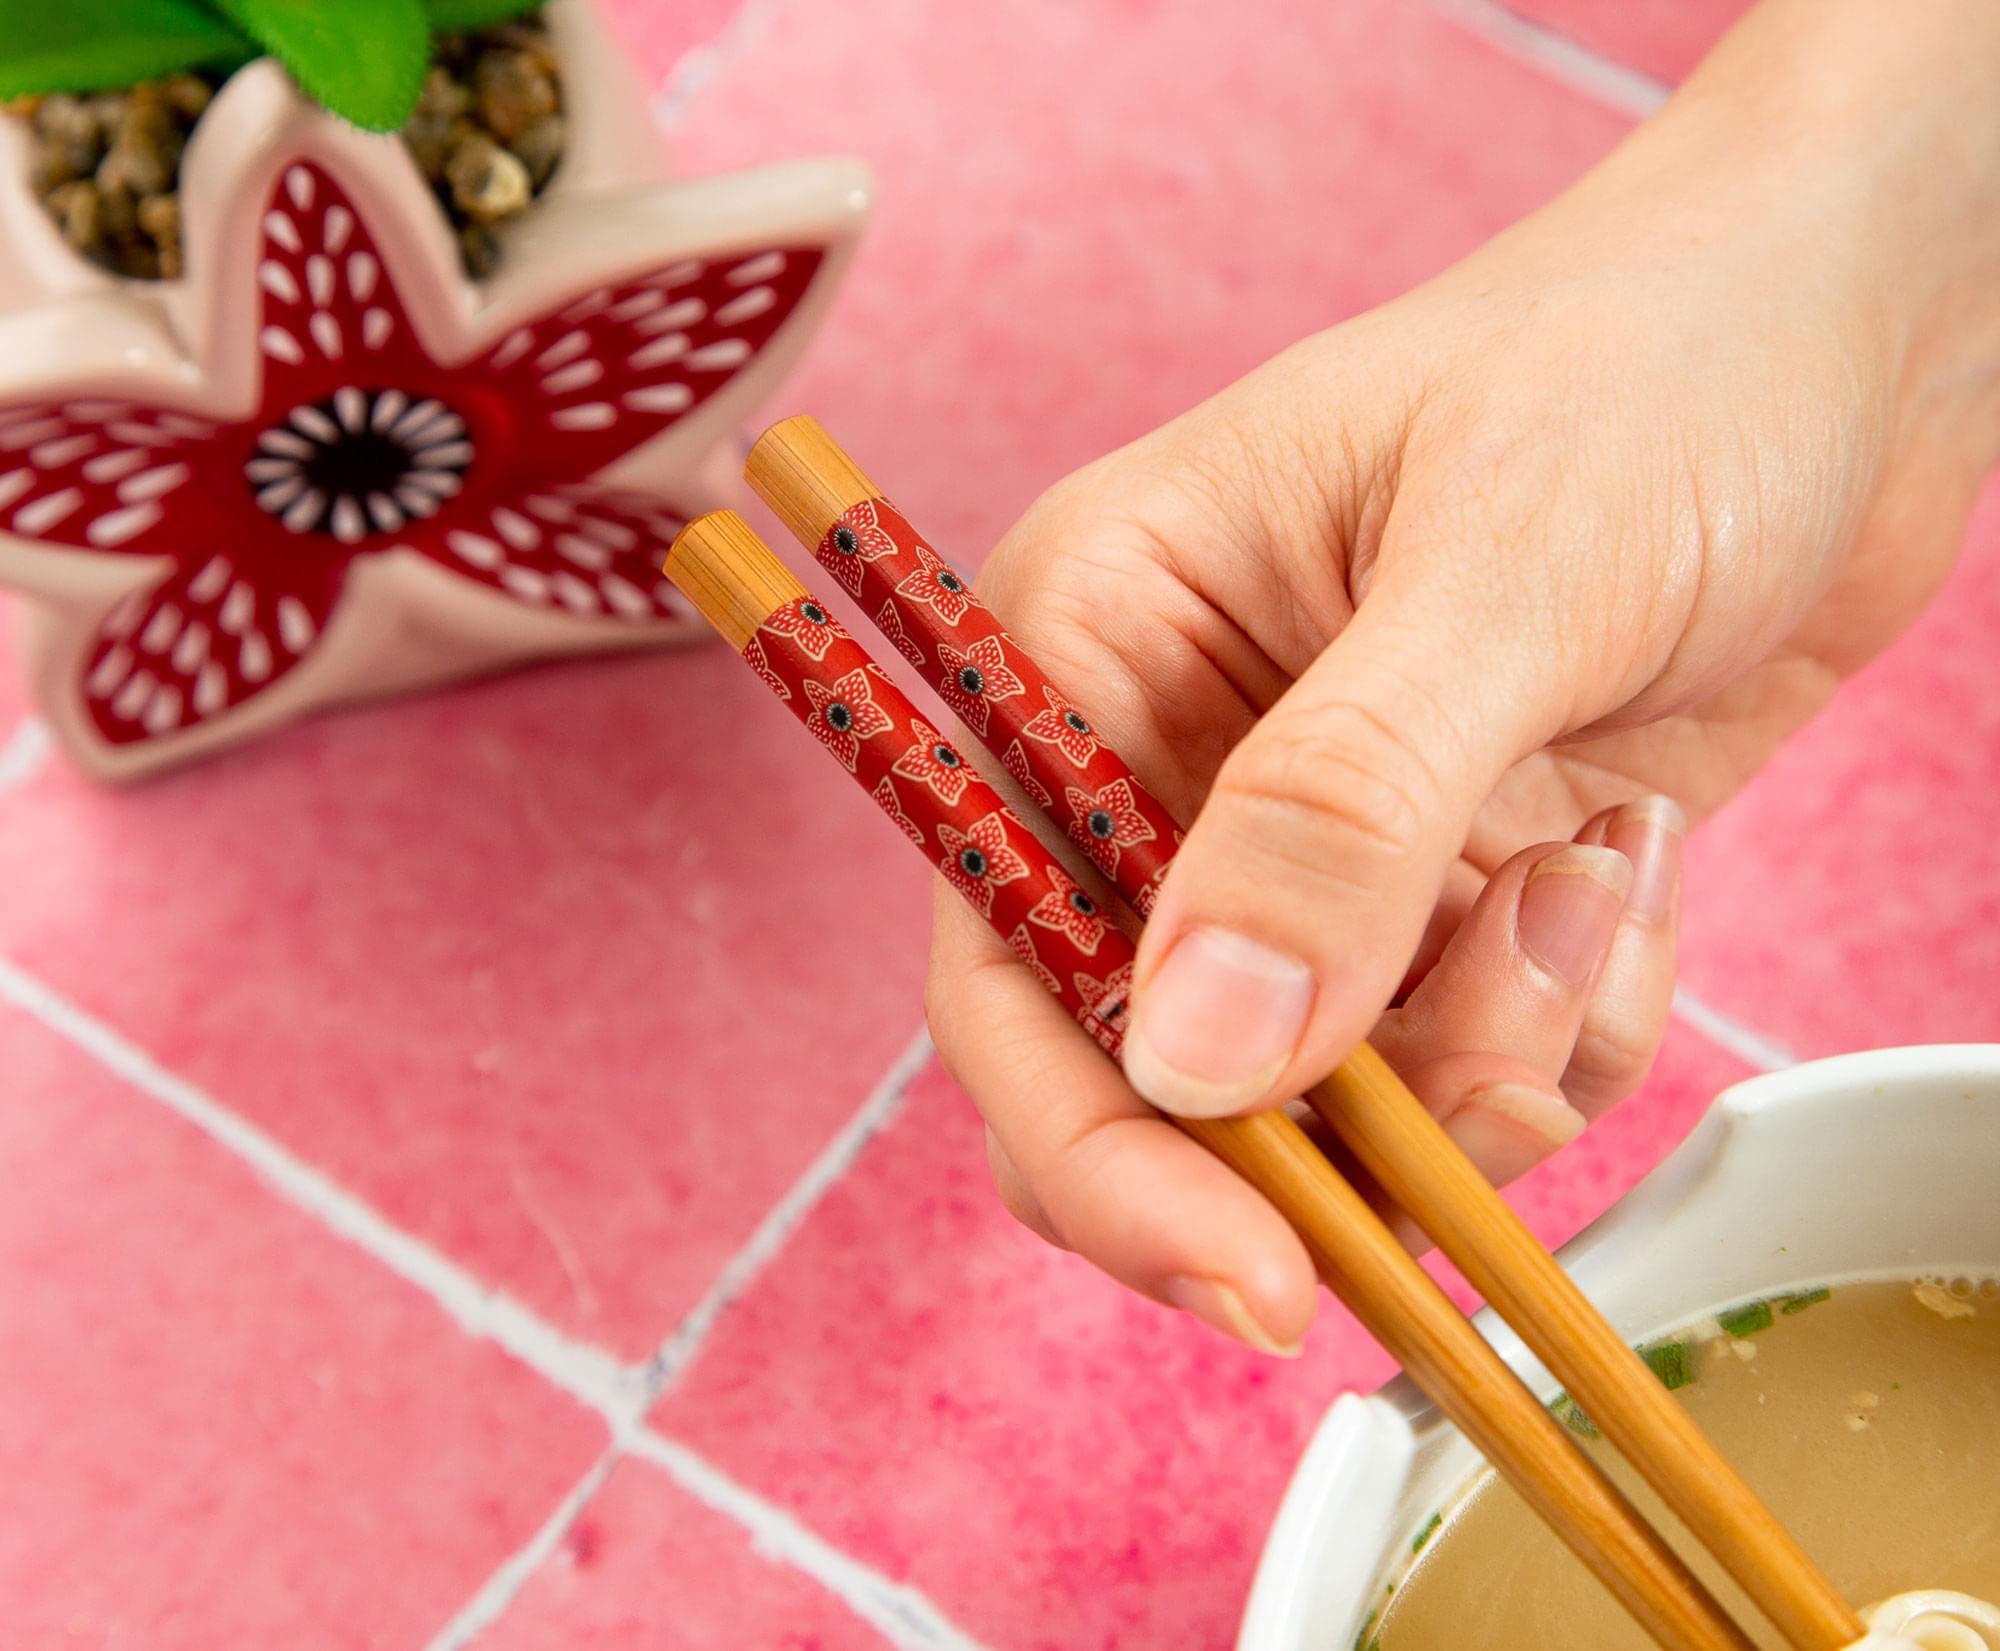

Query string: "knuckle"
[1566, 1014, 1661, 1095]
[984, 1129, 1064, 1248]
[1214, 702, 1438, 867]
[921, 948, 961, 1061]
[923, 930, 1018, 1083]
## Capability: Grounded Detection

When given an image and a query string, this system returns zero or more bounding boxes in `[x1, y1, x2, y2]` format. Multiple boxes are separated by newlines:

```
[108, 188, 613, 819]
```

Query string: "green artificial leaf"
[214, 0, 431, 130]
[0, 0, 258, 100]
[422, 0, 543, 30]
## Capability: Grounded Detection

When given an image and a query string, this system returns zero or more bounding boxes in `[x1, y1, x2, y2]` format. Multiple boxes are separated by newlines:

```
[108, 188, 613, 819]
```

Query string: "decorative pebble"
[473, 48, 558, 141]
[446, 133, 533, 222]
[8, 6, 562, 282]
[509, 113, 565, 190]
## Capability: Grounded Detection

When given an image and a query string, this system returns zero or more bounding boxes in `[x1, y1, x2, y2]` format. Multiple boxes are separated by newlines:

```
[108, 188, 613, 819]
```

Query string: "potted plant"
[0, 0, 870, 779]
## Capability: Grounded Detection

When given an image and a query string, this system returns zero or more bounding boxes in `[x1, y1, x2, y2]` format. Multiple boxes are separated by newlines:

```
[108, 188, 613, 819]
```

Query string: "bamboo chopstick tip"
[664, 508, 754, 577]
[751, 412, 831, 453]
[744, 414, 880, 545]
[662, 509, 809, 651]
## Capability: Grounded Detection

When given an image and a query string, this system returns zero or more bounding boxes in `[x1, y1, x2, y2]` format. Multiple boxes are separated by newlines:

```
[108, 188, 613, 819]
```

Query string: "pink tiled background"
[2, 1, 1995, 1647]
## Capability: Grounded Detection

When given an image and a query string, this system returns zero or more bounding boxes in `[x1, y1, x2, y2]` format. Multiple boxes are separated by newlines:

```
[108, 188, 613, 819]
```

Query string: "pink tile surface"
[668, 0, 1633, 564]
[0, 647, 931, 1360]
[0, 595, 24, 735]
[1504, 0, 1751, 84]
[1680, 491, 2000, 1057]
[3, 0, 1993, 1644]
[0, 1002, 604, 1649]
[651, 1028, 1747, 1651]
[478, 1457, 883, 1651]
[595, 0, 746, 86]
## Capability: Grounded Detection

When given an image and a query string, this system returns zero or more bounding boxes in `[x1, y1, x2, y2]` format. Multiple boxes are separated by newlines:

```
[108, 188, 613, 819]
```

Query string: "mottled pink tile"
[670, 0, 1635, 564]
[652, 1027, 1745, 1651]
[480, 1457, 883, 1651]
[1679, 491, 2000, 1057]
[595, 0, 747, 90]
[1503, 0, 1749, 84]
[0, 595, 25, 735]
[0, 1002, 604, 1650]
[0, 644, 931, 1359]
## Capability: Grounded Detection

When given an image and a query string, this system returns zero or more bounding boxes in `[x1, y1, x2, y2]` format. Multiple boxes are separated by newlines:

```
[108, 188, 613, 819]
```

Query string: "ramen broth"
[1373, 1280, 2000, 1651]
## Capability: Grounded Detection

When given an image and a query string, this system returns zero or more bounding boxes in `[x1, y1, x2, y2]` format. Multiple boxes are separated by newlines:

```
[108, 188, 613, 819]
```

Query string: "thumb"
[1123, 551, 1568, 1119]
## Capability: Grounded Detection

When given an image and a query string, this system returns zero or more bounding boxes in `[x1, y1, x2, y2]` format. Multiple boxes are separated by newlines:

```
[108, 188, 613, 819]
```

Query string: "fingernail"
[1605, 795, 1685, 925]
[1165, 1274, 1303, 1358]
[1123, 928, 1314, 1118]
[1516, 844, 1631, 986]
[1446, 1082, 1586, 1187]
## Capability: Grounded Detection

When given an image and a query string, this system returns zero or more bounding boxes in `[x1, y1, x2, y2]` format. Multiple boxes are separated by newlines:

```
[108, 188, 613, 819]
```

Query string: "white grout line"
[1431, 0, 1670, 117]
[626, 1428, 998, 1651]
[1671, 984, 1799, 1073]
[650, 0, 791, 131]
[421, 1448, 622, 1651]
[641, 1025, 934, 1397]
[0, 717, 51, 796]
[0, 953, 643, 1423]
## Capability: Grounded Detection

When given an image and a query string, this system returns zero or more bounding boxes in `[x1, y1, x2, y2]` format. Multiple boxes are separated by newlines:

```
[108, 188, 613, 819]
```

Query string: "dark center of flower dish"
[937, 569, 965, 593]
[832, 525, 860, 555]
[1069, 890, 1097, 917]
[245, 387, 473, 542]
[825, 702, 854, 732]
[1064, 710, 1090, 734]
[801, 602, 828, 625]
[933, 744, 962, 768]
[1087, 809, 1115, 840]
[957, 665, 985, 696]
[958, 846, 988, 878]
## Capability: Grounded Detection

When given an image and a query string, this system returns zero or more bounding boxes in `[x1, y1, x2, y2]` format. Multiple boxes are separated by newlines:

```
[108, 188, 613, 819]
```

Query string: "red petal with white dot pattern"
[472, 246, 825, 478]
[252, 162, 417, 419]
[419, 486, 690, 625]
[81, 549, 341, 742]
[0, 401, 223, 560]
[0, 154, 855, 771]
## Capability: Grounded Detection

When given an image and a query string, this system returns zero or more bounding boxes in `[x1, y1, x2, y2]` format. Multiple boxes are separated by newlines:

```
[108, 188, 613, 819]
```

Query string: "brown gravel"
[9, 7, 562, 282]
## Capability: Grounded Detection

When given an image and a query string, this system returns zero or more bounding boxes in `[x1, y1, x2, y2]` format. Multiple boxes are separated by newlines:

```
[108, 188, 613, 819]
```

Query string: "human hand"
[927, 0, 2000, 1354]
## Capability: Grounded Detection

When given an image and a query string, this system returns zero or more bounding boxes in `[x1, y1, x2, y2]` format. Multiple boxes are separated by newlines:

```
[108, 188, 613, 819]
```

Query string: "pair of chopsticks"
[662, 416, 1864, 1651]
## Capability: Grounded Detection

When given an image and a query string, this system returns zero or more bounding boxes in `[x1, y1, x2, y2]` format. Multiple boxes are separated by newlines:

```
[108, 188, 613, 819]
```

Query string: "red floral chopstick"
[810, 496, 1185, 917]
[752, 592, 1136, 1054]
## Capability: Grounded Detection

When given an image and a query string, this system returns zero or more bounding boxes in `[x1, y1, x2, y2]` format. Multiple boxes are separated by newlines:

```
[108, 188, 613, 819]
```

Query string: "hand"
[926, 0, 2000, 1355]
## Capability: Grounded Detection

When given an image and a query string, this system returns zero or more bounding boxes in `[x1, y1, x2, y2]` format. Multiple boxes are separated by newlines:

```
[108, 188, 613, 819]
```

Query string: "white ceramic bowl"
[1240, 1044, 2000, 1651]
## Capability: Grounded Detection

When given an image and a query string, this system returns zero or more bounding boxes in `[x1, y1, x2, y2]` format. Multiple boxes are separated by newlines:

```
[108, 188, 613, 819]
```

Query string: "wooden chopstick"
[663, 508, 1755, 1651]
[742, 417, 1865, 1651]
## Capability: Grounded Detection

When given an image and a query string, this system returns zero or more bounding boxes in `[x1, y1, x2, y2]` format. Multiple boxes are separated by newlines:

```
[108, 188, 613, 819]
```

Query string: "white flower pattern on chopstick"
[936, 809, 1030, 917]
[935, 633, 1025, 736]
